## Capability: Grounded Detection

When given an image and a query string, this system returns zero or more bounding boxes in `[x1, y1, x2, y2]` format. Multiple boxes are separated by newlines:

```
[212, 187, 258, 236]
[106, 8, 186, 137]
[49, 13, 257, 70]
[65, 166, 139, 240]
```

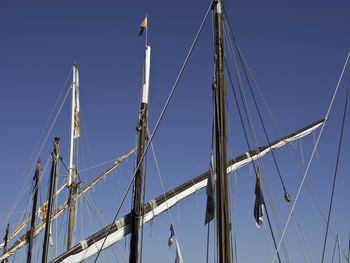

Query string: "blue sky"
[0, 0, 349, 262]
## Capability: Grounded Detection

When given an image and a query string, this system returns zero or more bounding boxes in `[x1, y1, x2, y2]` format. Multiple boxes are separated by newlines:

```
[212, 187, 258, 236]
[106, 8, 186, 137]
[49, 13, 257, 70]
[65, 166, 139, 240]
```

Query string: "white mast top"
[68, 63, 79, 186]
[141, 45, 151, 104]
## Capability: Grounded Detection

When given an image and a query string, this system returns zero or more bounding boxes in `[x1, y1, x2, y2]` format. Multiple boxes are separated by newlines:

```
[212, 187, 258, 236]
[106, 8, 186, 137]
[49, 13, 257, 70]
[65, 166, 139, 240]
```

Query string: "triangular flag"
[138, 16, 147, 36]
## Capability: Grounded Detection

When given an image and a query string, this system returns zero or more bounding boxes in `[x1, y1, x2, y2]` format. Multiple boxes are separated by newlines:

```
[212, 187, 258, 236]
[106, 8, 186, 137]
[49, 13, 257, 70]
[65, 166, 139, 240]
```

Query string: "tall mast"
[67, 63, 79, 250]
[26, 158, 41, 263]
[42, 137, 60, 263]
[129, 39, 151, 263]
[213, 0, 231, 262]
[68, 63, 78, 187]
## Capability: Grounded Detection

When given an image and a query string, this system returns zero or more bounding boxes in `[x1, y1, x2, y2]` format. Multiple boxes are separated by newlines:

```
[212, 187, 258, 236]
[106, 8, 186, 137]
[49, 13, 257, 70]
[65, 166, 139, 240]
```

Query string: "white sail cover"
[48, 119, 325, 263]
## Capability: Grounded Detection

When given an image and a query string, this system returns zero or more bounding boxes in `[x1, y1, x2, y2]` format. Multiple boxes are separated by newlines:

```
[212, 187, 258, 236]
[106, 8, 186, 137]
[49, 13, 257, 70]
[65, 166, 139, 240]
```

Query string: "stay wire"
[287, 203, 314, 263]
[0, 74, 72, 234]
[227, 14, 347, 260]
[222, 10, 341, 259]
[225, 23, 294, 262]
[224, 15, 311, 263]
[331, 238, 337, 263]
[223, 50, 282, 263]
[271, 51, 350, 263]
[237, 27, 343, 258]
[93, 2, 213, 261]
[78, 184, 126, 262]
[225, 21, 289, 262]
[223, 6, 289, 202]
[223, 20, 288, 262]
[1, 154, 50, 255]
[146, 127, 185, 258]
[321, 78, 350, 263]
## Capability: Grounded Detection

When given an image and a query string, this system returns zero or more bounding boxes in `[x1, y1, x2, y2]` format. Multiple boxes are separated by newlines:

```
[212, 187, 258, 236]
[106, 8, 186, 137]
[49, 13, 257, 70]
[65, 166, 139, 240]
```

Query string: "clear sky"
[0, 0, 349, 262]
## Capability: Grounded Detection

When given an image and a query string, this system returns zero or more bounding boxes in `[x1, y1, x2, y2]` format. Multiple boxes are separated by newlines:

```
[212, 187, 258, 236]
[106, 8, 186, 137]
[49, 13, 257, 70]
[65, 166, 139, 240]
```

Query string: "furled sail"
[0, 147, 136, 261]
[49, 118, 325, 263]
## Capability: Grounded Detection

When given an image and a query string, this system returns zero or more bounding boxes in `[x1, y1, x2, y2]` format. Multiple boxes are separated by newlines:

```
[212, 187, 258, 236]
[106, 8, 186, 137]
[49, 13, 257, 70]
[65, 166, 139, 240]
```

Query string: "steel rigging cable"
[321, 79, 350, 263]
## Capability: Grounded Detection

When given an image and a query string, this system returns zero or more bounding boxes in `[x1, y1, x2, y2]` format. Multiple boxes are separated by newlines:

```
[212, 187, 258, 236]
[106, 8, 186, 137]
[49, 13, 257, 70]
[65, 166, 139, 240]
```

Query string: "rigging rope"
[226, 22, 347, 259]
[234, 34, 347, 259]
[146, 127, 181, 248]
[93, 2, 213, 261]
[222, 10, 338, 263]
[321, 78, 350, 263]
[223, 16, 314, 262]
[271, 52, 350, 263]
[0, 78, 71, 234]
[223, 32, 284, 263]
[287, 203, 314, 263]
[79, 184, 127, 262]
[78, 158, 116, 173]
[223, 7, 289, 203]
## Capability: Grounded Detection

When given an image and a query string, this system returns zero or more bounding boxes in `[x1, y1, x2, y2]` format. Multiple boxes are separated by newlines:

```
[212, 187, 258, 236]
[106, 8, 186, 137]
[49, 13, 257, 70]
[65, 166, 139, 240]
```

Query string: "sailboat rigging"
[129, 25, 151, 263]
[42, 137, 60, 263]
[0, 1, 349, 262]
[48, 119, 325, 263]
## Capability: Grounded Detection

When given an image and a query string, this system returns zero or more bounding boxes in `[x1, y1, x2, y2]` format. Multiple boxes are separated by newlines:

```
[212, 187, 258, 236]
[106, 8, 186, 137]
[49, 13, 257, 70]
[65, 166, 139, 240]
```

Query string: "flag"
[38, 202, 48, 220]
[254, 167, 265, 227]
[168, 224, 175, 248]
[205, 154, 215, 224]
[138, 16, 147, 36]
[73, 72, 80, 139]
[175, 239, 183, 263]
[74, 110, 80, 138]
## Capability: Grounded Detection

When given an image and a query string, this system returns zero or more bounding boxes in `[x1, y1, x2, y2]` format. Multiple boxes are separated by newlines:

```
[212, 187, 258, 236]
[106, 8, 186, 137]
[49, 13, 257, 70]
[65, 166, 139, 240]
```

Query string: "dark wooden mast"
[213, 0, 231, 262]
[42, 137, 60, 263]
[1, 224, 9, 263]
[26, 158, 41, 263]
[67, 168, 77, 250]
[129, 43, 151, 263]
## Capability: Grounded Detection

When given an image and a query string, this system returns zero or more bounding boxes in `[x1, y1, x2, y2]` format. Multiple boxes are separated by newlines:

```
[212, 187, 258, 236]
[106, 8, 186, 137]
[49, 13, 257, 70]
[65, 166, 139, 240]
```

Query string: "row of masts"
[129, 1, 231, 262]
[23, 65, 79, 263]
[4, 1, 230, 262]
